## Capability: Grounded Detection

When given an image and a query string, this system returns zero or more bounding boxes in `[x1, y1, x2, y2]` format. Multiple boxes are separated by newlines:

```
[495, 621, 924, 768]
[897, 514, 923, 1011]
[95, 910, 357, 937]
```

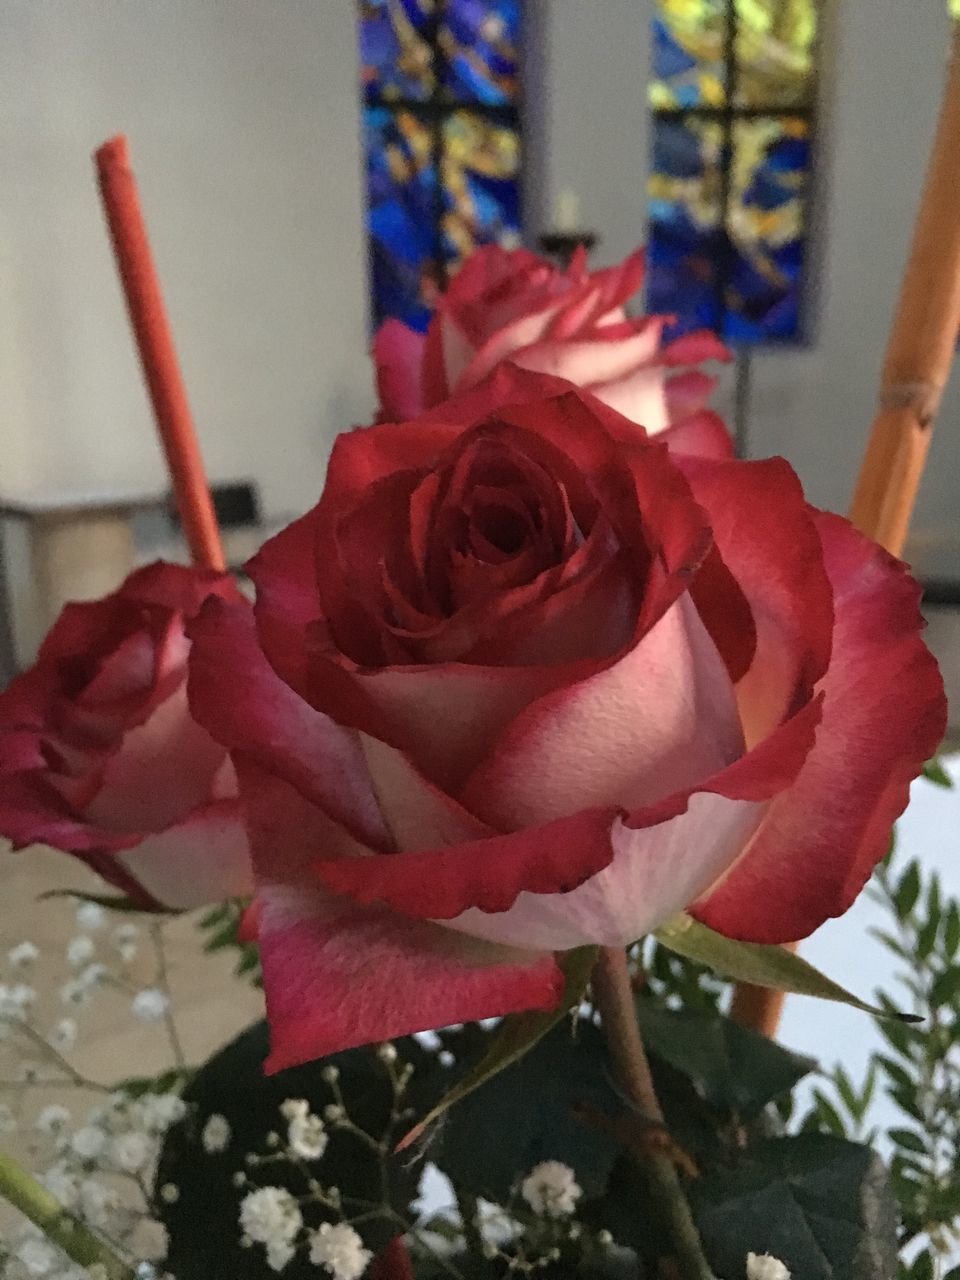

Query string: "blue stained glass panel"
[649, 0, 728, 110]
[724, 116, 809, 340]
[440, 0, 522, 105]
[360, 0, 436, 103]
[363, 106, 442, 330]
[441, 110, 521, 269]
[647, 117, 725, 335]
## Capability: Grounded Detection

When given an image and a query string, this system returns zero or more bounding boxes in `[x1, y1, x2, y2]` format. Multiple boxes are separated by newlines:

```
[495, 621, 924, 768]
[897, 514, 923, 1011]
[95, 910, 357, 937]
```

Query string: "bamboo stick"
[95, 135, 225, 572]
[731, 22, 960, 1038]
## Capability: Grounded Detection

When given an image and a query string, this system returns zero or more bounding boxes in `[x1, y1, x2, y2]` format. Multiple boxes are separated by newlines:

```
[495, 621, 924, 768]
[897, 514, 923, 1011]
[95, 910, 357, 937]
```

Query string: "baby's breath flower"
[0, 982, 36, 1020]
[287, 1109, 327, 1161]
[746, 1254, 791, 1280]
[36, 1105, 71, 1135]
[50, 1018, 78, 1051]
[377, 1042, 397, 1065]
[59, 978, 90, 1008]
[7, 942, 39, 969]
[131, 989, 169, 1022]
[111, 924, 140, 962]
[71, 1126, 106, 1160]
[79, 1179, 121, 1231]
[158, 1182, 180, 1204]
[109, 1129, 153, 1174]
[520, 1162, 582, 1218]
[266, 1239, 296, 1273]
[202, 1113, 231, 1154]
[75, 902, 105, 932]
[320, 1065, 339, 1085]
[323, 1104, 346, 1124]
[17, 1237, 58, 1276]
[140, 1093, 187, 1132]
[66, 936, 95, 969]
[130, 1218, 168, 1262]
[239, 1186, 302, 1247]
[41, 1163, 79, 1209]
[308, 1222, 372, 1280]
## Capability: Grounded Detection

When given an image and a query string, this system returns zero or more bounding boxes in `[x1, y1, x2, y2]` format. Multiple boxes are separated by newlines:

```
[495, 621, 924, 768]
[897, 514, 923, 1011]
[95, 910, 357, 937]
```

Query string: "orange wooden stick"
[731, 24, 960, 1039]
[95, 135, 225, 572]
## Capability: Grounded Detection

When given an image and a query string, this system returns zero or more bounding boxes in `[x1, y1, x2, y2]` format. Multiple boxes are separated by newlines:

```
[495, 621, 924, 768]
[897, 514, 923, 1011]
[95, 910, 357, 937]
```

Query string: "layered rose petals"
[693, 513, 947, 942]
[0, 563, 253, 909]
[373, 243, 732, 451]
[182, 365, 943, 1070]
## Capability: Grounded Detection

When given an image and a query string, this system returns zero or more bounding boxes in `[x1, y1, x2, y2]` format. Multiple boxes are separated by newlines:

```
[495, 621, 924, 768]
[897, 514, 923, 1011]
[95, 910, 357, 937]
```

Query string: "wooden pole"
[731, 23, 960, 1038]
[94, 135, 225, 572]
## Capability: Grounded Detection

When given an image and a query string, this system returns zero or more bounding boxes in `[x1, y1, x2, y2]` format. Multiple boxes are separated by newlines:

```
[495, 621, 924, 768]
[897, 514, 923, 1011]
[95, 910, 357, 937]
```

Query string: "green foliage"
[655, 913, 914, 1020]
[400, 946, 597, 1149]
[802, 832, 960, 1274]
[634, 1002, 815, 1115]
[197, 898, 262, 987]
[690, 1135, 899, 1280]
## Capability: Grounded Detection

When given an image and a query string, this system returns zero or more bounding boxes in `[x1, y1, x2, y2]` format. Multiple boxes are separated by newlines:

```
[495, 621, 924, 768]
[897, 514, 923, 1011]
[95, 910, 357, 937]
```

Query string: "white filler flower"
[239, 1186, 303, 1247]
[131, 989, 170, 1021]
[281, 1099, 328, 1161]
[202, 1113, 232, 1154]
[747, 1253, 791, 1280]
[308, 1223, 372, 1280]
[520, 1161, 582, 1218]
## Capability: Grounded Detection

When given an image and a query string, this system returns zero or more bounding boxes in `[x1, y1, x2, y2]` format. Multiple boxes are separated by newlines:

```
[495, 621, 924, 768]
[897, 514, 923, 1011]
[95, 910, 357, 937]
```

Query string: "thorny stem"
[0, 1148, 135, 1280]
[592, 946, 717, 1280]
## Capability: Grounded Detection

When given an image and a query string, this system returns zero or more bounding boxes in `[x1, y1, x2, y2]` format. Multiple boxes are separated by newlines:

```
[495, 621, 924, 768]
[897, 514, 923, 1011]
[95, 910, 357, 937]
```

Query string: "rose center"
[471, 501, 531, 558]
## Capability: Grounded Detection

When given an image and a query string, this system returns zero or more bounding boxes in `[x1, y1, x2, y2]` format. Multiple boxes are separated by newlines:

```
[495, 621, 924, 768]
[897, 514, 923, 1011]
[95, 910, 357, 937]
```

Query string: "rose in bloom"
[0, 563, 253, 909]
[373, 243, 732, 458]
[187, 369, 945, 1070]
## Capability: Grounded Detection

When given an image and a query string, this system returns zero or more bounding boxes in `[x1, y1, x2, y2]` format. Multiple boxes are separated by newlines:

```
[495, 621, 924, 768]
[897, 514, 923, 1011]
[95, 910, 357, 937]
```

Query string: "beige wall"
[2, 0, 957, 564]
[0, 0, 375, 522]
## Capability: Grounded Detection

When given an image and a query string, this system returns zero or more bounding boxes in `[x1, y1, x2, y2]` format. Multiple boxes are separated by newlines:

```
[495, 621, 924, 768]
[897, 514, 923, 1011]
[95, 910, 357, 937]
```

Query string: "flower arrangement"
[1, 34, 960, 1277]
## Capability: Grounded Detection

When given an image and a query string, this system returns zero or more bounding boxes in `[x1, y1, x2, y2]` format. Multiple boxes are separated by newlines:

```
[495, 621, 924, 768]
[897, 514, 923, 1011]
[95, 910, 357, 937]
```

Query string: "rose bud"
[187, 370, 945, 1070]
[373, 242, 732, 458]
[0, 563, 253, 909]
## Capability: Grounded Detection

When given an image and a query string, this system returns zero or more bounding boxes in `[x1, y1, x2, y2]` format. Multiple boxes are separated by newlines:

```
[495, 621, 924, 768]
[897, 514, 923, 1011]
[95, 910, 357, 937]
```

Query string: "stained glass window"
[358, 0, 523, 330]
[648, 0, 817, 342]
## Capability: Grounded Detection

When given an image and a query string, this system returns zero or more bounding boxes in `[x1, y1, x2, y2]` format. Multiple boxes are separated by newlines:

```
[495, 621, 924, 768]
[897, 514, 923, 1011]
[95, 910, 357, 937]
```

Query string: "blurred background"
[0, 0, 958, 1190]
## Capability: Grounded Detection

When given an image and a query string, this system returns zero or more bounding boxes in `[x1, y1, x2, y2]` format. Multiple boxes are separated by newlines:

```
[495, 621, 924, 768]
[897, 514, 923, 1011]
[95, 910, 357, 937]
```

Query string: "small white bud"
[131, 988, 169, 1021]
[321, 1064, 340, 1084]
[377, 1042, 398, 1065]
[746, 1254, 791, 1280]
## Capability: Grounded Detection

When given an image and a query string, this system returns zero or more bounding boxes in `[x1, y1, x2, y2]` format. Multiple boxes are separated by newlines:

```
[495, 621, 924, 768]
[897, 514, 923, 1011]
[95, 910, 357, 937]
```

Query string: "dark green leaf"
[887, 1127, 928, 1155]
[916, 915, 940, 961]
[654, 915, 917, 1020]
[689, 1134, 899, 1280]
[633, 1002, 815, 1115]
[809, 1088, 849, 1139]
[929, 966, 960, 1007]
[432, 1017, 621, 1201]
[894, 863, 921, 919]
[399, 946, 597, 1150]
[944, 903, 960, 958]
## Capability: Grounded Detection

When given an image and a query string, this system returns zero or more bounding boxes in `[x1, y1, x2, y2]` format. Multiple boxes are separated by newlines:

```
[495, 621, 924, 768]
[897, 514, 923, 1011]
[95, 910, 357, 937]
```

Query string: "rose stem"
[731, 19, 960, 1040]
[0, 1149, 135, 1280]
[592, 947, 717, 1280]
[94, 134, 225, 572]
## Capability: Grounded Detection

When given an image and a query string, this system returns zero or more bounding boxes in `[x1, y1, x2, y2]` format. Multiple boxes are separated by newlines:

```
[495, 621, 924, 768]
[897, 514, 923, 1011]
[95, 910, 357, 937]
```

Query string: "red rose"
[0, 563, 253, 909]
[187, 370, 945, 1070]
[373, 244, 732, 458]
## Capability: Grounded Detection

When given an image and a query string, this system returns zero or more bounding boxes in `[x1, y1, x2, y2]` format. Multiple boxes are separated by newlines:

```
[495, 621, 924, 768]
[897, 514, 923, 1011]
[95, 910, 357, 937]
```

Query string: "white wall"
[0, 0, 374, 521]
[533, 0, 960, 578]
